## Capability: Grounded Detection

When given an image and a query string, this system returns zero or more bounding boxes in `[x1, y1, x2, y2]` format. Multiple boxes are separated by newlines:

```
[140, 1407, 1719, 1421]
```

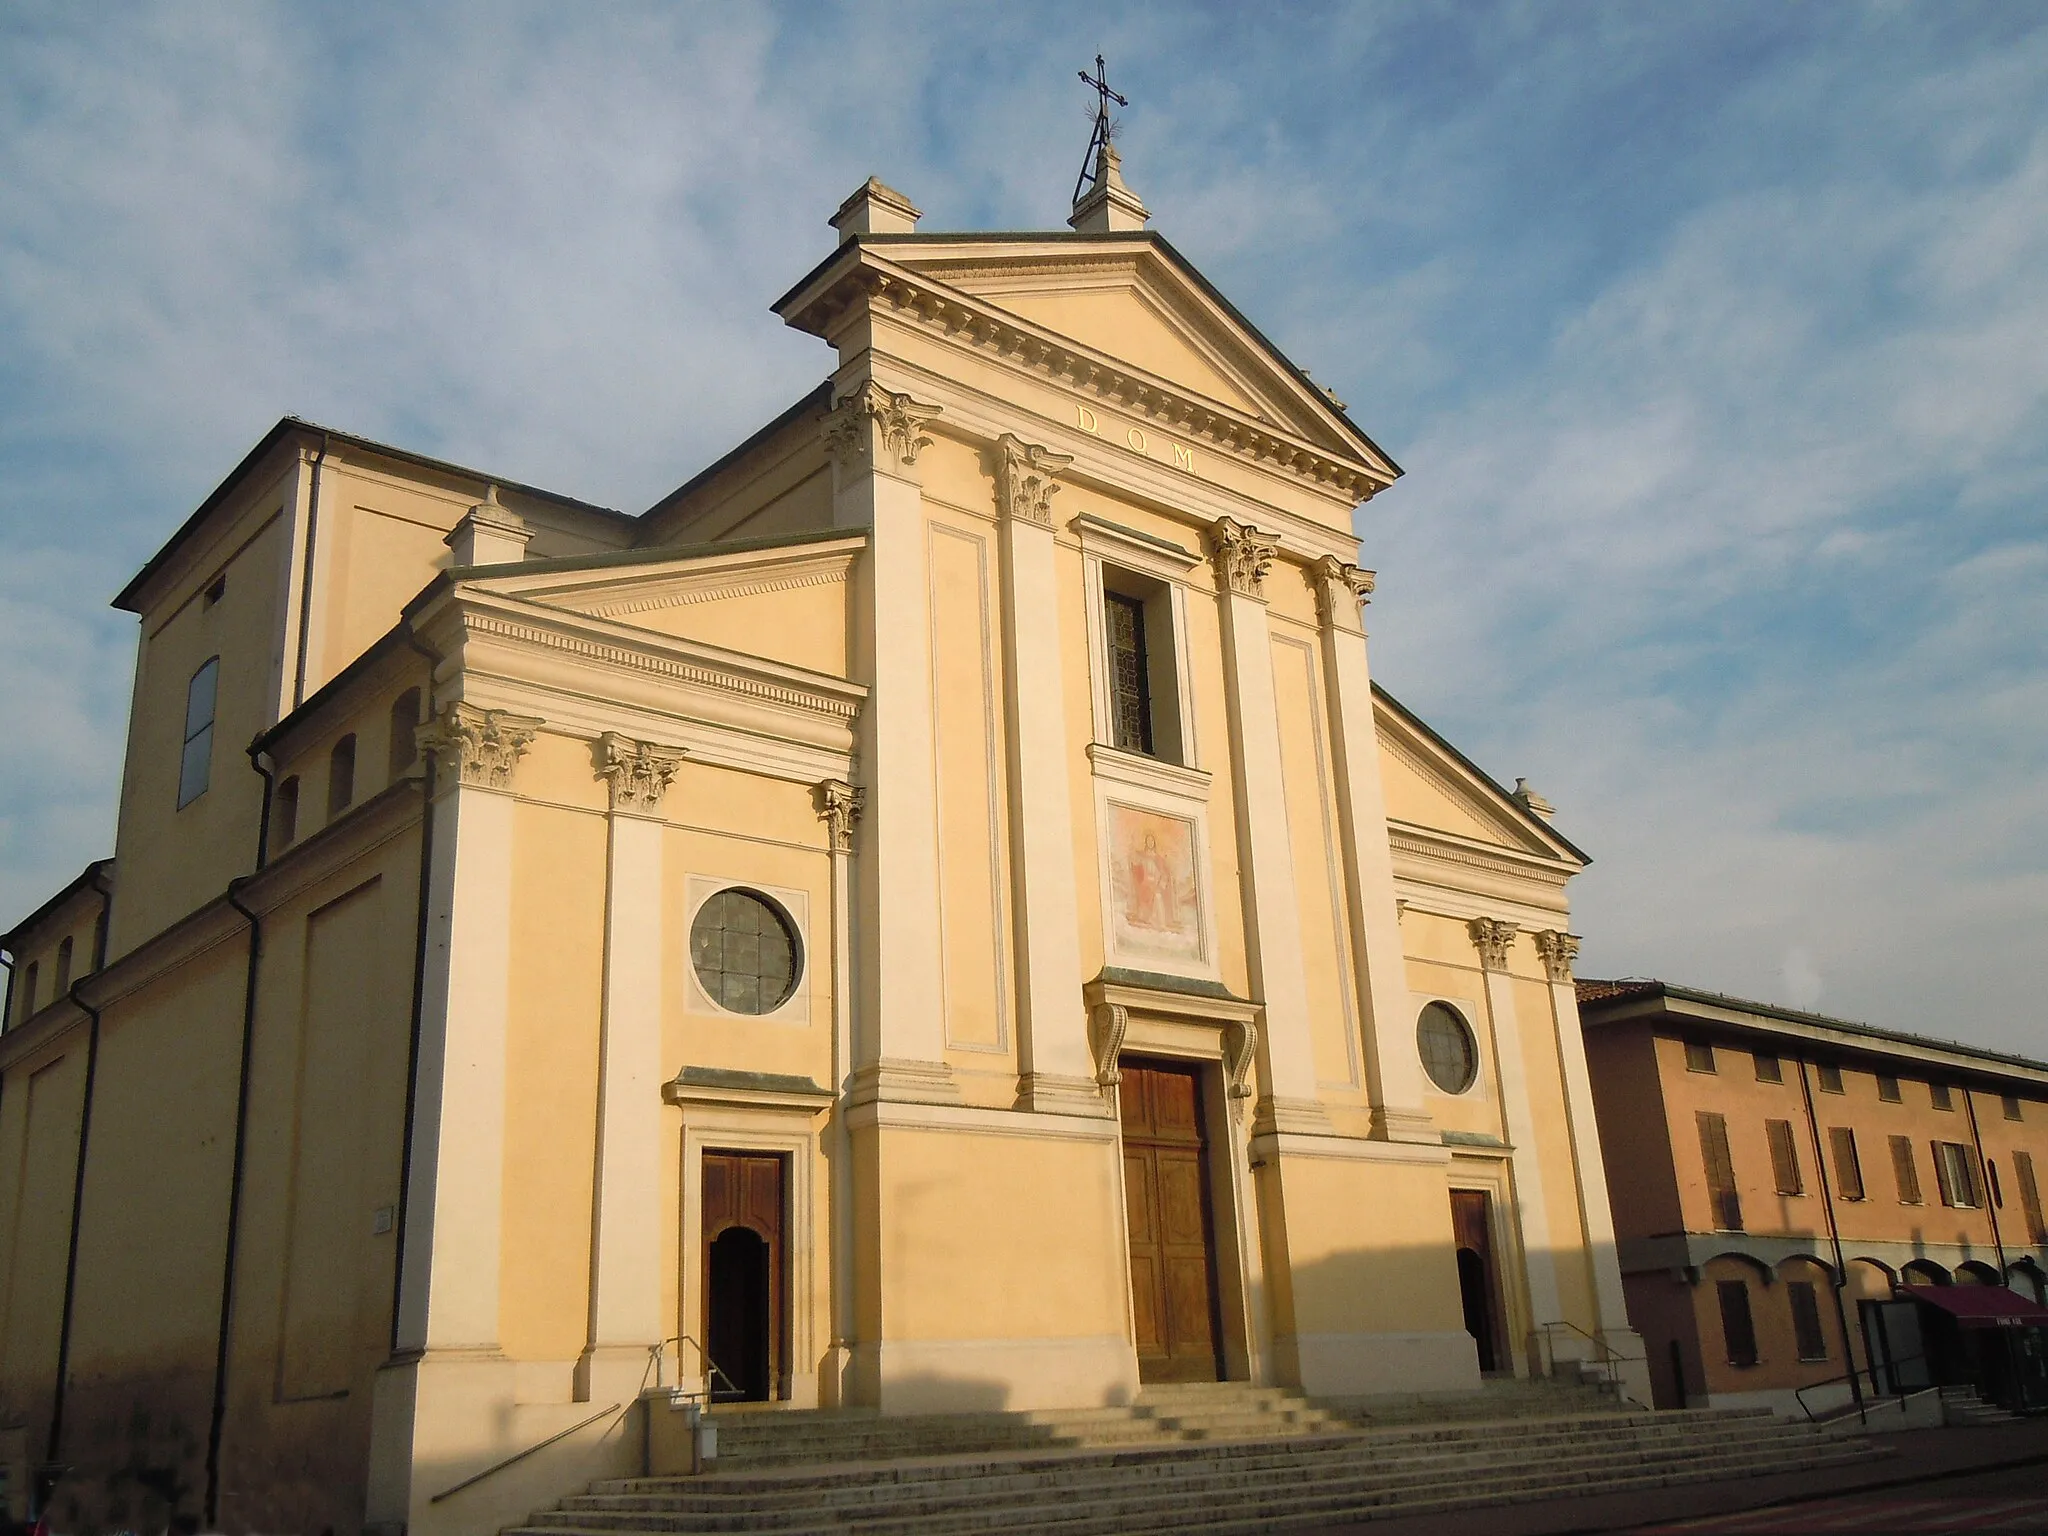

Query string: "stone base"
[847, 1334, 1140, 1414]
[1281, 1329, 1482, 1398]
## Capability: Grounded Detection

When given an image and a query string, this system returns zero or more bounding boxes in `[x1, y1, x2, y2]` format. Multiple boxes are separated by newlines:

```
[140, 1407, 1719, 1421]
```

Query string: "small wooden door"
[701, 1151, 785, 1401]
[1121, 1058, 1224, 1383]
[1450, 1189, 1507, 1375]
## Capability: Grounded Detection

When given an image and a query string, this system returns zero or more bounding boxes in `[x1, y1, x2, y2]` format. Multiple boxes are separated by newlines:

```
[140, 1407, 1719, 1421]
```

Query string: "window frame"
[1829, 1126, 1865, 1201]
[1876, 1074, 1902, 1103]
[1717, 1279, 1759, 1367]
[1890, 1134, 1924, 1205]
[1787, 1280, 1829, 1362]
[177, 656, 222, 808]
[1416, 1001, 1480, 1095]
[1075, 517, 1201, 774]
[1697, 1111, 1743, 1232]
[1816, 1063, 1845, 1095]
[1933, 1140, 1979, 1208]
[1766, 1118, 1804, 1196]
[1753, 1052, 1783, 1084]
[1683, 1040, 1717, 1074]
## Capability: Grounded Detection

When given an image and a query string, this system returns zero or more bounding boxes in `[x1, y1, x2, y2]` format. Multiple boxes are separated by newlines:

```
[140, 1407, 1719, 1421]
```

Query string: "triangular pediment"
[1372, 685, 1585, 866]
[779, 233, 1399, 487]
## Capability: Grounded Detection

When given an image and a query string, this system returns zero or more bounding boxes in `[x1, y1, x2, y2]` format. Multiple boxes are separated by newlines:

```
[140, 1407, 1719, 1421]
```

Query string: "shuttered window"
[1829, 1127, 1864, 1201]
[1890, 1135, 1923, 1204]
[1698, 1111, 1742, 1231]
[1717, 1280, 1758, 1367]
[2015, 1151, 2045, 1243]
[1685, 1041, 1716, 1073]
[1929, 1083, 1954, 1111]
[1788, 1280, 1828, 1361]
[1933, 1141, 1979, 1208]
[1766, 1119, 1804, 1195]
[1817, 1063, 1844, 1094]
[2002, 1095, 2023, 1122]
[1876, 1074, 1902, 1102]
[1753, 1053, 1783, 1083]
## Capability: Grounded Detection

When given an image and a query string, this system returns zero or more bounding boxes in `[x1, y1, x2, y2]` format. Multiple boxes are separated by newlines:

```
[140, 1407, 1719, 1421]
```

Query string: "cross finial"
[1073, 53, 1129, 208]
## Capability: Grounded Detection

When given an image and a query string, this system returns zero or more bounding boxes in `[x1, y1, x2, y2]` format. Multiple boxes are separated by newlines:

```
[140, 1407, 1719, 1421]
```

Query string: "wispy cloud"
[1, 3, 2042, 1052]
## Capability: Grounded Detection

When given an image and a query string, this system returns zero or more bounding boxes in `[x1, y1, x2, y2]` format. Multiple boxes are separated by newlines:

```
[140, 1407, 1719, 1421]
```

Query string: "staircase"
[507, 1383, 1890, 1535]
[1940, 1384, 2027, 1426]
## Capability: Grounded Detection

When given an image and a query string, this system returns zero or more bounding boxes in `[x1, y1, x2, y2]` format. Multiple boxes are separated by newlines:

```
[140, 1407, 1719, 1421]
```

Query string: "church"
[0, 139, 1645, 1534]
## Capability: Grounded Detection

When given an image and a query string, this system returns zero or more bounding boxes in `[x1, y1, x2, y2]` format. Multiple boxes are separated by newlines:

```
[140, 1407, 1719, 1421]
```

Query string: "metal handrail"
[428, 1401, 622, 1504]
[1795, 1352, 1930, 1424]
[657, 1333, 742, 1401]
[1539, 1320, 1649, 1408]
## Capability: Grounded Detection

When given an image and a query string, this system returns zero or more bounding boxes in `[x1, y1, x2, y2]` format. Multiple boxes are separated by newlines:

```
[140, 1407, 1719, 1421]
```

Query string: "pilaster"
[1534, 930, 1648, 1394]
[994, 433, 1099, 1115]
[825, 382, 958, 1103]
[1311, 556, 1434, 1142]
[817, 778, 862, 1403]
[1207, 518, 1324, 1130]
[577, 734, 684, 1403]
[1469, 918, 1564, 1364]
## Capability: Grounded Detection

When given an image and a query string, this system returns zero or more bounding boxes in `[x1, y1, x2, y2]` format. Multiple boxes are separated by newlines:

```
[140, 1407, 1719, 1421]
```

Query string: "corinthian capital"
[816, 778, 865, 854]
[1207, 516, 1280, 599]
[994, 433, 1073, 528]
[1311, 555, 1376, 624]
[416, 702, 541, 791]
[822, 380, 941, 476]
[1534, 930, 1581, 984]
[1469, 917, 1518, 972]
[596, 733, 684, 814]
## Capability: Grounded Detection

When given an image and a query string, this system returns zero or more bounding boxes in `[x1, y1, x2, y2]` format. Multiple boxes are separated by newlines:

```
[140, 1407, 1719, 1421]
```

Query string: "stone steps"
[508, 1397, 1889, 1536]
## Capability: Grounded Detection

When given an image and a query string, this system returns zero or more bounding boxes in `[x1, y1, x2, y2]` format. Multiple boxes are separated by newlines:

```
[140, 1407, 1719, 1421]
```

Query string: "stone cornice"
[784, 250, 1392, 504]
[1387, 822, 1576, 887]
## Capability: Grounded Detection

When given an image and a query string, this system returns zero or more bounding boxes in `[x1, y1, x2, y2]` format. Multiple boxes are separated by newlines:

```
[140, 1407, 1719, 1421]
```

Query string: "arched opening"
[2008, 1261, 2047, 1305]
[1902, 1259, 1952, 1288]
[1456, 1248, 1498, 1373]
[706, 1225, 771, 1402]
[1955, 1261, 2000, 1287]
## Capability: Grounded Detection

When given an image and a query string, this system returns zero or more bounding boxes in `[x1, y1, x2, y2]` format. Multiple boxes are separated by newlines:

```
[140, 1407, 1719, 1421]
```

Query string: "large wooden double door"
[1121, 1058, 1225, 1383]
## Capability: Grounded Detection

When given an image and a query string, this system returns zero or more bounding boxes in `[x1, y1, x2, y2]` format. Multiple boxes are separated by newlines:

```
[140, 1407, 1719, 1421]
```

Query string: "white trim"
[682, 876, 813, 1027]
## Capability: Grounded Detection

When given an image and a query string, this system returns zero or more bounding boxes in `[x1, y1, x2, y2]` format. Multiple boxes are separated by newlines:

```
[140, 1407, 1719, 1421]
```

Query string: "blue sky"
[3, 3, 2044, 1054]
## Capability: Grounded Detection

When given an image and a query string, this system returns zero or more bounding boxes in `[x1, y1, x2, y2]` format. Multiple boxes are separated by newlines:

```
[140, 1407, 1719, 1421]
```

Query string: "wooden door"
[1450, 1189, 1507, 1374]
[1121, 1058, 1224, 1383]
[701, 1150, 785, 1401]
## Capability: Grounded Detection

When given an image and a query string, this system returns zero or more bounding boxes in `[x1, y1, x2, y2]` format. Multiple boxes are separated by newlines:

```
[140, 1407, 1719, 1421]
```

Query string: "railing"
[654, 1332, 742, 1403]
[428, 1401, 622, 1504]
[1539, 1320, 1650, 1408]
[1795, 1352, 1931, 1425]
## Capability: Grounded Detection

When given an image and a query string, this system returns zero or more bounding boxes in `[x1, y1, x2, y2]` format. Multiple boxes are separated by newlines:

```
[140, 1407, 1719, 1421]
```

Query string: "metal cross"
[1072, 54, 1129, 207]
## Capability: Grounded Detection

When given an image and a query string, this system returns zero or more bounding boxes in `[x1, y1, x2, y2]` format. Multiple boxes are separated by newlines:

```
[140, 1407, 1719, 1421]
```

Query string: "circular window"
[691, 888, 801, 1015]
[1417, 1002, 1478, 1094]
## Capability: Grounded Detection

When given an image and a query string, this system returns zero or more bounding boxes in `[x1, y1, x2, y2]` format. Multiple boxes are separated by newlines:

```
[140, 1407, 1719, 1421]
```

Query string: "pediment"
[885, 241, 1383, 469]
[1372, 685, 1584, 866]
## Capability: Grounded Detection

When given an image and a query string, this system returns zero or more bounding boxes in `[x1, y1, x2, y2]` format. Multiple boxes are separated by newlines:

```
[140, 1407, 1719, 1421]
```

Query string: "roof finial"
[1070, 54, 1148, 233]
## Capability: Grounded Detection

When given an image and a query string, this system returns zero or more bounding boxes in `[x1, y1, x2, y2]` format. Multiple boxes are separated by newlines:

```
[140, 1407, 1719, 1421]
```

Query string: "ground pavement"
[1313, 1418, 2048, 1536]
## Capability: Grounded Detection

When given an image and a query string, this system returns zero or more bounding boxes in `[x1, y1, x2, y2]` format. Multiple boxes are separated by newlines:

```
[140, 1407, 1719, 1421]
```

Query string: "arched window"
[18, 962, 38, 1025]
[177, 657, 220, 808]
[327, 735, 357, 819]
[54, 937, 73, 997]
[388, 688, 422, 780]
[272, 776, 301, 849]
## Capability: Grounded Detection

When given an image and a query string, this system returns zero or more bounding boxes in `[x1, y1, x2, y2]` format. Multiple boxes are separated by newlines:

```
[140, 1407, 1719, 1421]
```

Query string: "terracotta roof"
[1574, 978, 1660, 1004]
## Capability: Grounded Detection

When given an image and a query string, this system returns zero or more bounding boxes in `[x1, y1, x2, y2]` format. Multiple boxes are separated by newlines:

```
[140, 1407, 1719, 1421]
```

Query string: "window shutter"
[1889, 1135, 1922, 1204]
[1788, 1281, 1828, 1360]
[2015, 1151, 2045, 1243]
[1697, 1111, 1742, 1231]
[1829, 1127, 1864, 1201]
[1716, 1280, 1758, 1367]
[1766, 1119, 1803, 1195]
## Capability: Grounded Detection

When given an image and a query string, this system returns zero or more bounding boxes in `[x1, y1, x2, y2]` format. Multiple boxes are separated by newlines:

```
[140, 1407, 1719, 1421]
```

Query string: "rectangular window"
[1829, 1127, 1864, 1201]
[1929, 1083, 1953, 1112]
[1717, 1280, 1759, 1367]
[1876, 1074, 1901, 1103]
[1104, 591, 1153, 755]
[1698, 1111, 1742, 1231]
[1816, 1063, 1844, 1094]
[1988, 1160, 2004, 1209]
[1788, 1280, 1828, 1361]
[1933, 1141, 1979, 1208]
[1684, 1041, 1716, 1073]
[1766, 1119, 1804, 1195]
[178, 656, 221, 808]
[1753, 1052, 1783, 1083]
[2015, 1151, 2045, 1243]
[1890, 1135, 1923, 1204]
[2002, 1094, 2023, 1123]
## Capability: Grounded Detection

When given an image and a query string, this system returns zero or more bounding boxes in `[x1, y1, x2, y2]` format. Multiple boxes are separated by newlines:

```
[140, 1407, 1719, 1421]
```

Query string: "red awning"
[1902, 1284, 2048, 1328]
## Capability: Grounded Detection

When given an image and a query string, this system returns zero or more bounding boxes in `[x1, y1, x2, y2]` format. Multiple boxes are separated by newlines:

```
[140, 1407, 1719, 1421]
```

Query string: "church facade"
[0, 155, 1643, 1534]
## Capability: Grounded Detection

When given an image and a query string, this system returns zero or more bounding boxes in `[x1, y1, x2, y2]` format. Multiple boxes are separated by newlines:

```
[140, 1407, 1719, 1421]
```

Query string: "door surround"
[1089, 979, 1263, 1386]
[667, 1070, 831, 1407]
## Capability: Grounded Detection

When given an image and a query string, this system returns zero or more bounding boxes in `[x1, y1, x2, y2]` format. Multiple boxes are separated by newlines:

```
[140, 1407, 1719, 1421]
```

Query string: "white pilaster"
[1208, 518, 1323, 1126]
[825, 381, 958, 1104]
[1535, 929, 1648, 1396]
[818, 778, 863, 1403]
[1312, 558, 1434, 1142]
[993, 434, 1098, 1114]
[394, 703, 541, 1354]
[577, 734, 683, 1403]
[1469, 918, 1563, 1365]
